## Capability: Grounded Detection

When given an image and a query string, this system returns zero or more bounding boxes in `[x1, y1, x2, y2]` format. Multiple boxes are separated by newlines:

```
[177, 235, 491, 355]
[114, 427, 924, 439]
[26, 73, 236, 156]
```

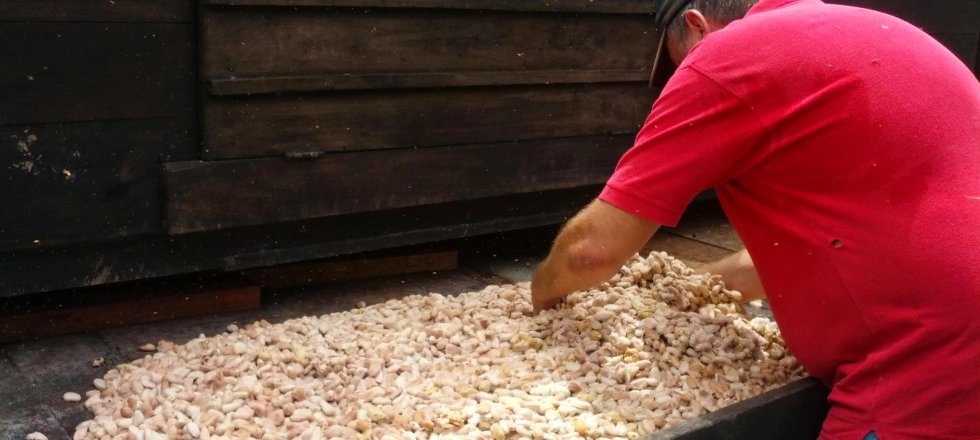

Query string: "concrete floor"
[0, 200, 747, 440]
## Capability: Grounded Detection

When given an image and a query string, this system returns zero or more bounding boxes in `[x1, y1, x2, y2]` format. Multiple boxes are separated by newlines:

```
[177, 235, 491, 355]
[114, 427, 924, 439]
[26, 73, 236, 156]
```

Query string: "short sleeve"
[599, 66, 768, 227]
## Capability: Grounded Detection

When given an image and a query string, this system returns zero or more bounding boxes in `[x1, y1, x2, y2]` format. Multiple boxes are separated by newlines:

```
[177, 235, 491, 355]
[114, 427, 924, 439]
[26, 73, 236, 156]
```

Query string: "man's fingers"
[532, 296, 562, 314]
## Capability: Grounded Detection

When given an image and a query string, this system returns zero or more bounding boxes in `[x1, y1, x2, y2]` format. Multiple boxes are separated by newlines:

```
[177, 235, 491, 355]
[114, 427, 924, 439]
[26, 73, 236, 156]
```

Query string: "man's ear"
[683, 10, 712, 38]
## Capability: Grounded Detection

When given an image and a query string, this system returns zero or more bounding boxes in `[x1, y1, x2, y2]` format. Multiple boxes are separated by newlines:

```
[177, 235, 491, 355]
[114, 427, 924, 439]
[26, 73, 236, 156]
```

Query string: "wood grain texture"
[0, 1, 194, 23]
[203, 84, 653, 159]
[209, 69, 651, 95]
[1, 187, 599, 295]
[0, 277, 259, 343]
[165, 135, 630, 233]
[0, 118, 197, 251]
[245, 250, 458, 288]
[204, 0, 654, 14]
[0, 22, 195, 125]
[662, 200, 745, 252]
[202, 8, 656, 81]
[221, 211, 573, 271]
[648, 379, 830, 440]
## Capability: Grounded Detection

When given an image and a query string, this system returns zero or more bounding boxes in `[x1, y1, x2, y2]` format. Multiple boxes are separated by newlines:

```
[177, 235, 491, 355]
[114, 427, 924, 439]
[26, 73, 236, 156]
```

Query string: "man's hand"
[531, 199, 660, 313]
[531, 294, 563, 315]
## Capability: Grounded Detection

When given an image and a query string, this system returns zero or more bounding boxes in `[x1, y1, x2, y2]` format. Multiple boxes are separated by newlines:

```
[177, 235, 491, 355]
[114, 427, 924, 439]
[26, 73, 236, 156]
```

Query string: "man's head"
[650, 0, 761, 87]
[665, 0, 761, 63]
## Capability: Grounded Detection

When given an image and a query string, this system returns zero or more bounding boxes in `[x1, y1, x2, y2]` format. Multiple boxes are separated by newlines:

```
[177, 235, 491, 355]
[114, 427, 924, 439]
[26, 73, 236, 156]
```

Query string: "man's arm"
[531, 199, 660, 312]
[695, 248, 766, 301]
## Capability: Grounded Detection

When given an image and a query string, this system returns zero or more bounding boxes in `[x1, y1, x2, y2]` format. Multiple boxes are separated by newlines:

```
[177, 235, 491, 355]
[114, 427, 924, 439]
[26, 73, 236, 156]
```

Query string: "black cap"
[649, 0, 694, 89]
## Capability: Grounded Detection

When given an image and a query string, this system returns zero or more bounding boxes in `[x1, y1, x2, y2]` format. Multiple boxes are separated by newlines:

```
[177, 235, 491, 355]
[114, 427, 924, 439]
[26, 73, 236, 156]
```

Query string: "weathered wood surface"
[204, 0, 654, 14]
[0, 22, 195, 125]
[222, 211, 568, 271]
[0, 1, 194, 23]
[1, 187, 599, 296]
[0, 1, 197, 253]
[663, 200, 745, 253]
[647, 378, 831, 440]
[0, 119, 196, 251]
[165, 135, 629, 233]
[204, 85, 652, 158]
[209, 70, 651, 95]
[245, 250, 458, 288]
[0, 276, 260, 343]
[203, 8, 656, 82]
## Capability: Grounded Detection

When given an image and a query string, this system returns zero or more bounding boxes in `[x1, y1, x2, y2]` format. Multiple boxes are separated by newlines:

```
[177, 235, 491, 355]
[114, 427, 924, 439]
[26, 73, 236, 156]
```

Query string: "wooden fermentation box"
[1, 0, 977, 298]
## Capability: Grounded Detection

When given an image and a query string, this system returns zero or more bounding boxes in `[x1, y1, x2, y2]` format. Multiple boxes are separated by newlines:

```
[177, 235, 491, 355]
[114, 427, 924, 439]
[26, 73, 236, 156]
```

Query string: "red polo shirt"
[600, 0, 980, 438]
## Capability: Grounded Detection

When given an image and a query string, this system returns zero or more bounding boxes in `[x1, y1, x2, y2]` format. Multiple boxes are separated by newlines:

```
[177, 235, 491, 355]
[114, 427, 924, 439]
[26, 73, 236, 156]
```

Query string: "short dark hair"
[667, 0, 761, 39]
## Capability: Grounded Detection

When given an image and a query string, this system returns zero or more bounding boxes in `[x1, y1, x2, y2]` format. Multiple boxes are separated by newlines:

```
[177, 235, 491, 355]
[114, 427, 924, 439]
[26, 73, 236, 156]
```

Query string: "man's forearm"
[696, 248, 766, 301]
[531, 240, 624, 311]
[530, 199, 660, 312]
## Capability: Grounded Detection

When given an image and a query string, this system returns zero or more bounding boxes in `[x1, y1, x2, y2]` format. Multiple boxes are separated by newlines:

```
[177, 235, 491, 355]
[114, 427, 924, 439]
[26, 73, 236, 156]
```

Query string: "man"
[531, 0, 980, 439]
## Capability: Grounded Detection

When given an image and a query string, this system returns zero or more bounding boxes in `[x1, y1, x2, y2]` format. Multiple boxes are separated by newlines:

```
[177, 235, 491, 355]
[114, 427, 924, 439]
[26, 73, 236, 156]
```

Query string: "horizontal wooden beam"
[0, 276, 259, 343]
[2, 187, 599, 296]
[244, 250, 457, 288]
[203, 84, 652, 159]
[0, 1, 194, 23]
[164, 134, 631, 234]
[0, 118, 197, 252]
[209, 69, 650, 95]
[202, 8, 656, 82]
[648, 379, 830, 440]
[0, 22, 195, 125]
[204, 0, 654, 14]
[223, 215, 562, 270]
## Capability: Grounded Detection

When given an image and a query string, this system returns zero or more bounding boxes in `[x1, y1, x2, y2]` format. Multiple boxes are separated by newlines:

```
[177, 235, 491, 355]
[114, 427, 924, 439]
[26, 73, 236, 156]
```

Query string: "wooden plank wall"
[0, 187, 600, 295]
[2, 0, 974, 296]
[166, 0, 979, 235]
[0, 1, 198, 251]
[164, 135, 631, 232]
[162, 1, 659, 234]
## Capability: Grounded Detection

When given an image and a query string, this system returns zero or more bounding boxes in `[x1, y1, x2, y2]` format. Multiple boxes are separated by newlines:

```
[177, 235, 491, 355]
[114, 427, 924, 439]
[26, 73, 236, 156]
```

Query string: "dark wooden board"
[830, 0, 979, 34]
[222, 211, 566, 271]
[202, 8, 656, 82]
[203, 84, 653, 159]
[0, 0, 195, 23]
[0, 276, 260, 343]
[204, 0, 654, 14]
[0, 22, 195, 125]
[166, 134, 630, 233]
[0, 1, 195, 23]
[648, 378, 830, 440]
[1, 187, 600, 296]
[209, 69, 651, 95]
[245, 250, 458, 288]
[663, 199, 745, 253]
[0, 118, 197, 251]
